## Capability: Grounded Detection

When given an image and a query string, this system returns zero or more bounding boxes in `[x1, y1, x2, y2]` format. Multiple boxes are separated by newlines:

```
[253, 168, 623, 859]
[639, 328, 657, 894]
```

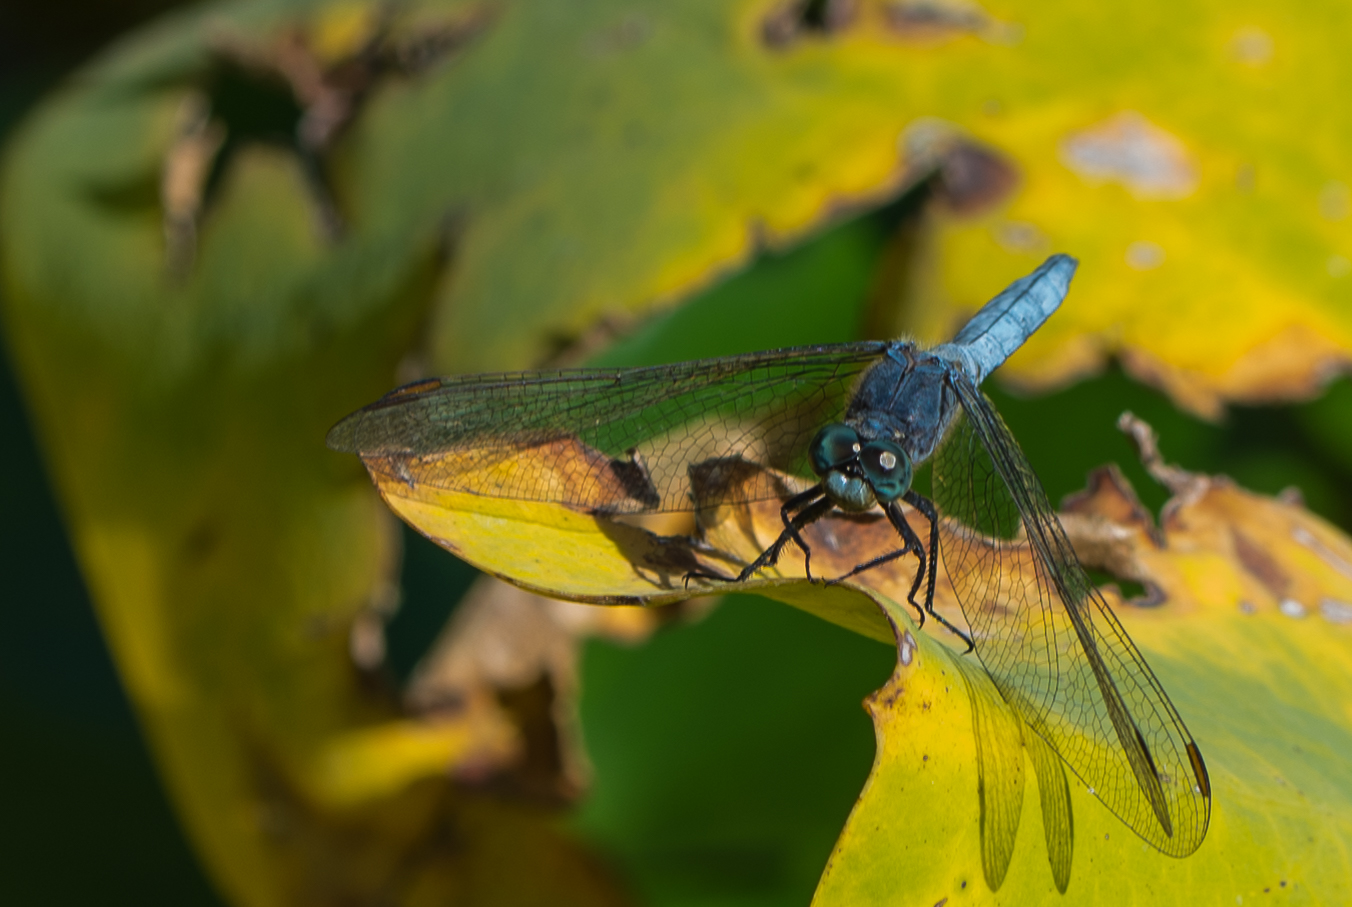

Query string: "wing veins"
[330, 343, 890, 511]
[946, 371, 1209, 855]
[954, 376, 1172, 833]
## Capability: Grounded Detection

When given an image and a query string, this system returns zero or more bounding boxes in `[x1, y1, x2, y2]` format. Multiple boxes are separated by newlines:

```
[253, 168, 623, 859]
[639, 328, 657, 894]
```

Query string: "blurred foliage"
[3, 0, 1352, 906]
[0, 2, 223, 903]
[573, 595, 891, 907]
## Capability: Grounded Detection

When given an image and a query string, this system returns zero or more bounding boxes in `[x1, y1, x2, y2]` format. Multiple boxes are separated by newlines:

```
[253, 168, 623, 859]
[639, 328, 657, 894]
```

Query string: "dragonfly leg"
[734, 491, 834, 582]
[684, 485, 830, 585]
[880, 502, 931, 628]
[777, 484, 827, 581]
[903, 490, 974, 652]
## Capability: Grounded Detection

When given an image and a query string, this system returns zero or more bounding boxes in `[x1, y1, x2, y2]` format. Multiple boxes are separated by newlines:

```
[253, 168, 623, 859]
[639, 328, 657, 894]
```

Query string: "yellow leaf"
[374, 419, 1352, 899]
[311, 711, 518, 809]
[814, 447, 1352, 901]
[884, 4, 1352, 416]
[7, 0, 1345, 442]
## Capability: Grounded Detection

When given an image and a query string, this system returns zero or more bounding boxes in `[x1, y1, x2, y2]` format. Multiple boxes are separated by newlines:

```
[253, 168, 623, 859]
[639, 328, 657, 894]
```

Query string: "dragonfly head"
[809, 423, 913, 512]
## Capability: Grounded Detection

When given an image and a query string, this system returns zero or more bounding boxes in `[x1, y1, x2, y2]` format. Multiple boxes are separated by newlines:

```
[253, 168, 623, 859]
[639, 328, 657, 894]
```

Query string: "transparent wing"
[932, 373, 1211, 857]
[328, 343, 891, 513]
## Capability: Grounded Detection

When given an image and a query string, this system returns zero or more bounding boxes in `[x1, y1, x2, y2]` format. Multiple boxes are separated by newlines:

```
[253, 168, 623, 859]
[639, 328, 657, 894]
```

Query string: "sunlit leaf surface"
[880, 4, 1352, 417]
[371, 422, 1352, 901]
[817, 456, 1352, 902]
[14, 1, 1348, 405]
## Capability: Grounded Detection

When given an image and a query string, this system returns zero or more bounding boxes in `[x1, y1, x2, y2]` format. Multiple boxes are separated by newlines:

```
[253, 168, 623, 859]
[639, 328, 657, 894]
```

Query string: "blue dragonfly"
[328, 255, 1211, 859]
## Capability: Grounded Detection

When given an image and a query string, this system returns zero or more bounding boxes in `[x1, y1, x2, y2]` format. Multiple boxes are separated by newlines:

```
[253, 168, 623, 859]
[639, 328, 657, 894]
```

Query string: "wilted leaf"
[823, 428, 1352, 901]
[404, 574, 678, 799]
[375, 408, 1352, 900]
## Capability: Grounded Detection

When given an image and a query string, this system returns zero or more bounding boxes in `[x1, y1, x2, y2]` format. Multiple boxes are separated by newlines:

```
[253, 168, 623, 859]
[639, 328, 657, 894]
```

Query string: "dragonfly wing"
[932, 371, 1211, 857]
[328, 343, 890, 513]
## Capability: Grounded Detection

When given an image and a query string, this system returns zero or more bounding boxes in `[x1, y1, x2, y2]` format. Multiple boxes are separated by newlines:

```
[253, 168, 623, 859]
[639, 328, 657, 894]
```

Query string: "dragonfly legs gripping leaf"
[683, 484, 833, 586]
[824, 491, 974, 650]
[687, 485, 975, 650]
[750, 484, 837, 582]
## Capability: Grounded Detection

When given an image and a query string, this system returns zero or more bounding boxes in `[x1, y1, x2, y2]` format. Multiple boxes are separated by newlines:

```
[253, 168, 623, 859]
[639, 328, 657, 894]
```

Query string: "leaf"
[370, 406, 1352, 900]
[877, 5, 1352, 418]
[817, 444, 1352, 902]
[4, 0, 936, 888]
[0, 0, 1001, 382]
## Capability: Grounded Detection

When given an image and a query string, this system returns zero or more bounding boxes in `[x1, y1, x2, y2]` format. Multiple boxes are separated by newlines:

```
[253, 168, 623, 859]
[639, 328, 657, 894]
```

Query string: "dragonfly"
[328, 254, 1211, 859]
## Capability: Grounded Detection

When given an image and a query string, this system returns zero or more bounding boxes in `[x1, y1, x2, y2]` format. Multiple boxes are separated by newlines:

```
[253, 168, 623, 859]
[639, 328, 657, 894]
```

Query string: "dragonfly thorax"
[846, 347, 958, 464]
[809, 423, 912, 511]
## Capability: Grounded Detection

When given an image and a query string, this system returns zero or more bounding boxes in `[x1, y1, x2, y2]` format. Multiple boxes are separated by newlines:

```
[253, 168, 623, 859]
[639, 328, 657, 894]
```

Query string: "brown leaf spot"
[900, 120, 1019, 217]
[1232, 527, 1291, 598]
[934, 141, 1020, 216]
[867, 676, 906, 712]
[762, 0, 858, 48]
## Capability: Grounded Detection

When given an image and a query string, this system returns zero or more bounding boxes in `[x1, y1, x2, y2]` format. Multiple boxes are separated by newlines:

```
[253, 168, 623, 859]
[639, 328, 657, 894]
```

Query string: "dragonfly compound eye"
[809, 423, 861, 476]
[859, 441, 912, 503]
